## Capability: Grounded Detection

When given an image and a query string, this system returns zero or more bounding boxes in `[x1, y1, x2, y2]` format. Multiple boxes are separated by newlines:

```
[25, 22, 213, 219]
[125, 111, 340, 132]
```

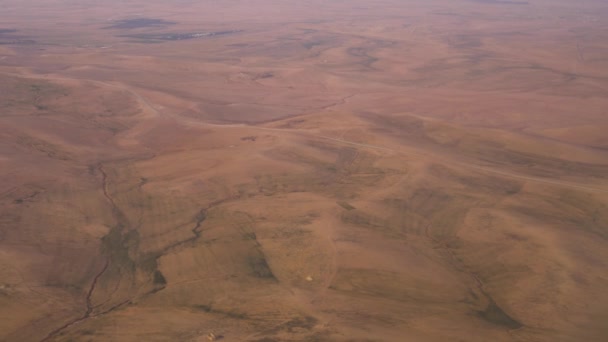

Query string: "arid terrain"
[1, 0, 608, 341]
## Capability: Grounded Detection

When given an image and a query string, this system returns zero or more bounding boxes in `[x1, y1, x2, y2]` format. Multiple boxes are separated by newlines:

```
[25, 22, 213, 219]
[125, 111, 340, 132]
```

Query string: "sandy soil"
[1, 0, 608, 341]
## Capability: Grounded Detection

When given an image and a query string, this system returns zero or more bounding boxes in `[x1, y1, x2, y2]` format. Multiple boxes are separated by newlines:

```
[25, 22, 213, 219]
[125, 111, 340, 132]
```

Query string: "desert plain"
[1, 0, 608, 341]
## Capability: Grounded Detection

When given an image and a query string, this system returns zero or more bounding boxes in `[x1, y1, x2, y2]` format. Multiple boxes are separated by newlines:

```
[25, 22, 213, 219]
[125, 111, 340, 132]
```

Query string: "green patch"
[153, 270, 167, 285]
[243, 232, 257, 240]
[194, 304, 213, 312]
[337, 201, 356, 210]
[477, 300, 523, 329]
[248, 253, 275, 279]
[192, 303, 248, 319]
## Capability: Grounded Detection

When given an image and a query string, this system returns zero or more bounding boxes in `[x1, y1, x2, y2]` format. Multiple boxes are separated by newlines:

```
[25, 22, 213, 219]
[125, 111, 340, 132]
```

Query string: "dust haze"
[1, 0, 608, 341]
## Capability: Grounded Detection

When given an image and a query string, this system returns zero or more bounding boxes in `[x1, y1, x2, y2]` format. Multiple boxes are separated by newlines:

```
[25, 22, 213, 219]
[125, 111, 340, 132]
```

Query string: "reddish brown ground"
[1, 0, 608, 341]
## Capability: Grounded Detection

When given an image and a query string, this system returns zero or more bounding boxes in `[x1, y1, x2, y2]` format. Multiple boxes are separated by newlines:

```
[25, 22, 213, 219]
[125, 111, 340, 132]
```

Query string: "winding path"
[3, 70, 606, 194]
